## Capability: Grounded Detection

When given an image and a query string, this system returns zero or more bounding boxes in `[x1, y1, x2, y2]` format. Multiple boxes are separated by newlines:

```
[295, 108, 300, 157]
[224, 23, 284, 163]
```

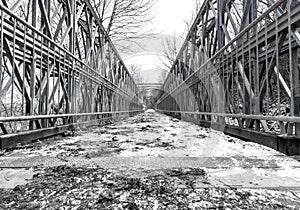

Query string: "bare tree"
[157, 1, 203, 83]
[160, 34, 181, 70]
[156, 34, 183, 83]
[127, 64, 145, 84]
[91, 0, 156, 51]
[183, 0, 203, 36]
[157, 70, 168, 83]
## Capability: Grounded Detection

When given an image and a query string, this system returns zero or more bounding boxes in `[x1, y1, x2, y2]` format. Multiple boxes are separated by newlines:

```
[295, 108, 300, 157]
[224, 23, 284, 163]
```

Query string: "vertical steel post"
[0, 10, 3, 91]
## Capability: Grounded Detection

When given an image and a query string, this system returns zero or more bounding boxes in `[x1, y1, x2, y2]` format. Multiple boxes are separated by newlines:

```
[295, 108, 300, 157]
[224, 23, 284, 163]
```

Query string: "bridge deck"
[0, 111, 300, 208]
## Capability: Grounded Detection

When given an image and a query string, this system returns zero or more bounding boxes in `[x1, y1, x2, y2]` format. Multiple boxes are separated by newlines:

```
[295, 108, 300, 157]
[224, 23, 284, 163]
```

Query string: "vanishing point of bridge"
[0, 0, 300, 155]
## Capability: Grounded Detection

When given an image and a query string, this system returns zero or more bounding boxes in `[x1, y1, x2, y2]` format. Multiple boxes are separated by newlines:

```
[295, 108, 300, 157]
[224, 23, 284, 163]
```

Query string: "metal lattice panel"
[0, 0, 142, 146]
[156, 0, 300, 137]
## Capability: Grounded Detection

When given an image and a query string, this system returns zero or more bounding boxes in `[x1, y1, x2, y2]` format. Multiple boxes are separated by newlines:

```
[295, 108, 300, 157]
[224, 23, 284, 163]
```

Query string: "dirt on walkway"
[0, 110, 300, 209]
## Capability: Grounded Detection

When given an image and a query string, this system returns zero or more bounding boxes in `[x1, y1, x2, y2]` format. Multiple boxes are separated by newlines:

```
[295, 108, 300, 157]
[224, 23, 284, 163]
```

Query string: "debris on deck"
[0, 110, 300, 209]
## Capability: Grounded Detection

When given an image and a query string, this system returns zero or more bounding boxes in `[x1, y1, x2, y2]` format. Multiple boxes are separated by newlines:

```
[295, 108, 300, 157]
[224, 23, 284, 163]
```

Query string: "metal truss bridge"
[0, 0, 300, 155]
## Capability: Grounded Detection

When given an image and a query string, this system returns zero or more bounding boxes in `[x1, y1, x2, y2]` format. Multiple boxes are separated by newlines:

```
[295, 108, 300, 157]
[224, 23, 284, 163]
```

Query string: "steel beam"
[0, 2, 142, 142]
[156, 0, 300, 152]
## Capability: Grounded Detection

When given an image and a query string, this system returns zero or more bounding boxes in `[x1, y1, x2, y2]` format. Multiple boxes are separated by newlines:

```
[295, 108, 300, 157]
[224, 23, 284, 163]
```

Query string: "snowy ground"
[0, 110, 300, 209]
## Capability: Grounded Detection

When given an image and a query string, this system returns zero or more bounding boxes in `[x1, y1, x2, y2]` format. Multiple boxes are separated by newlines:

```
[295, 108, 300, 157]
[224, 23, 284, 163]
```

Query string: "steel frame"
[0, 0, 142, 148]
[156, 0, 300, 137]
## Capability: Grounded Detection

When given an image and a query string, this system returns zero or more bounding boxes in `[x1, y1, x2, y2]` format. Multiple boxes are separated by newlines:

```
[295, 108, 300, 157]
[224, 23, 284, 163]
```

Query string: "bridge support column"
[290, 48, 300, 136]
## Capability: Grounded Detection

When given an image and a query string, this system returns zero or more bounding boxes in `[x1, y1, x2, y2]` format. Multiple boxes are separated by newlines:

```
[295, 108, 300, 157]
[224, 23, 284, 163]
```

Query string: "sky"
[151, 0, 199, 35]
[124, 0, 200, 83]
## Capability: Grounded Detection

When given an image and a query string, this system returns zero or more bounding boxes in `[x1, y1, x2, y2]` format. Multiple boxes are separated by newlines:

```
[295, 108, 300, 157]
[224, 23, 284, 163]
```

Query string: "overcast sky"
[124, 0, 201, 83]
[151, 0, 199, 35]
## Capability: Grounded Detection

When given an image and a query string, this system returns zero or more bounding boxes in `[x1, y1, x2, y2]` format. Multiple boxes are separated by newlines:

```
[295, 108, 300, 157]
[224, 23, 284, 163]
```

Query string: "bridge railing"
[0, 0, 142, 148]
[156, 0, 300, 149]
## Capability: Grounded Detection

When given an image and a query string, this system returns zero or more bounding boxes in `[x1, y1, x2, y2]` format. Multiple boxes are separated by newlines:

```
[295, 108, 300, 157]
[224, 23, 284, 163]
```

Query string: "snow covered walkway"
[1, 110, 300, 187]
[0, 110, 300, 208]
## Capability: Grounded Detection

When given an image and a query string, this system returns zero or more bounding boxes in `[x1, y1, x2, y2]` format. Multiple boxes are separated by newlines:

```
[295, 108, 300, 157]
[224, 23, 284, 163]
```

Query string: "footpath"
[0, 110, 300, 209]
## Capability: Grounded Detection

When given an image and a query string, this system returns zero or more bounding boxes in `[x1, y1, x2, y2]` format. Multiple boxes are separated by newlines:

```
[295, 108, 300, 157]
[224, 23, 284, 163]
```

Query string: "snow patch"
[145, 109, 155, 113]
